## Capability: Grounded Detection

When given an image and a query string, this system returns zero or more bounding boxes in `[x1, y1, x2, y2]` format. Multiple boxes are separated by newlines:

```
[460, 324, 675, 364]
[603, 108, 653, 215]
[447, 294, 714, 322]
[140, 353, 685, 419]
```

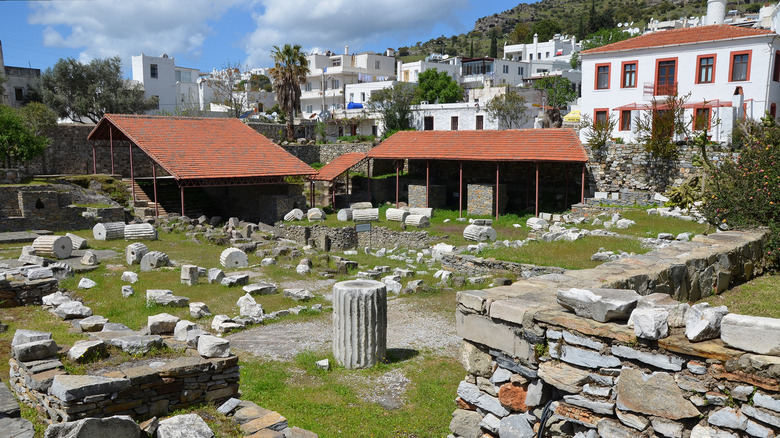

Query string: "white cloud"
[243, 0, 470, 67]
[28, 0, 240, 66]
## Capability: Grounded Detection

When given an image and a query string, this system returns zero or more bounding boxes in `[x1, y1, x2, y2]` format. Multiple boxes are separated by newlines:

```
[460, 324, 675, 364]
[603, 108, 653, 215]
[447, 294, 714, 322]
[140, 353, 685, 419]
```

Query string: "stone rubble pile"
[450, 230, 776, 438]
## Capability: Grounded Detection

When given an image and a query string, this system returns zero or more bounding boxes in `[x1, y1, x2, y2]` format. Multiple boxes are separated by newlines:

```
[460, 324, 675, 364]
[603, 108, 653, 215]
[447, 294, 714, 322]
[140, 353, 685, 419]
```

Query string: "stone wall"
[278, 224, 436, 251]
[587, 141, 739, 194]
[451, 230, 774, 438]
[467, 184, 508, 216]
[440, 254, 565, 279]
[9, 355, 239, 423]
[0, 168, 21, 184]
[282, 142, 374, 174]
[0, 186, 126, 232]
[246, 122, 315, 142]
[408, 184, 446, 209]
[0, 276, 58, 308]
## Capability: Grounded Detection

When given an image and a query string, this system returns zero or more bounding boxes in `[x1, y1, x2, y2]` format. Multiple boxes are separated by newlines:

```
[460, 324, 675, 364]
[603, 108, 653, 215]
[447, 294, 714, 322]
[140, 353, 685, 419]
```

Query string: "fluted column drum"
[332, 280, 387, 369]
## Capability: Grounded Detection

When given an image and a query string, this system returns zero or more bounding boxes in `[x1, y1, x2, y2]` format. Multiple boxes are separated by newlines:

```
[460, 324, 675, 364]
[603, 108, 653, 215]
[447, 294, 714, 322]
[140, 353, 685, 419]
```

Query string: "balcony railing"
[644, 82, 678, 97]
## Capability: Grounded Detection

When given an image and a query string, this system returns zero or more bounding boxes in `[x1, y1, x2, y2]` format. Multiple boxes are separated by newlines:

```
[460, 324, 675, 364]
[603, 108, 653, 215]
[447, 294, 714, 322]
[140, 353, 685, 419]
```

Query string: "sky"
[0, 0, 522, 77]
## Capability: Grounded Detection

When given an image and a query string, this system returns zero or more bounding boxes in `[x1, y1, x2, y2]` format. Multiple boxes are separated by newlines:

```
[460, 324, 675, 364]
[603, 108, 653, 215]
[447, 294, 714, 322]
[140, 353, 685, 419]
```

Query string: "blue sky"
[0, 0, 522, 76]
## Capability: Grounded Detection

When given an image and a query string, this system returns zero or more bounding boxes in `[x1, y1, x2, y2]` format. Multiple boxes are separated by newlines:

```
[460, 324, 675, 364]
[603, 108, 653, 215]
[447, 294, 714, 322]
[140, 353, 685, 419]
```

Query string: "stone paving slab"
[0, 231, 49, 244]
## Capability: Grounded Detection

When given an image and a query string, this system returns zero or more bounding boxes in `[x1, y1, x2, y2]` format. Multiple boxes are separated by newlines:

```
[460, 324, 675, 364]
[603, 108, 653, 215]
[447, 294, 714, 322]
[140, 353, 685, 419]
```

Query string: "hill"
[395, 0, 763, 61]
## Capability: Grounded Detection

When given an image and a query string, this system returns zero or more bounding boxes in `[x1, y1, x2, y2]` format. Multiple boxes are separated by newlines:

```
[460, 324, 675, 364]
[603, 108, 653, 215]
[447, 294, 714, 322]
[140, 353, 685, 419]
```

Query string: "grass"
[480, 235, 649, 270]
[579, 208, 710, 238]
[239, 350, 464, 437]
[697, 274, 780, 319]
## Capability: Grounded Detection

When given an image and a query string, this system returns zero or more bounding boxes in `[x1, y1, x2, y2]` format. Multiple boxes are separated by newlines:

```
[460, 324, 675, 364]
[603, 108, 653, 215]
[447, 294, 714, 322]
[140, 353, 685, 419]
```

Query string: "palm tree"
[269, 44, 309, 140]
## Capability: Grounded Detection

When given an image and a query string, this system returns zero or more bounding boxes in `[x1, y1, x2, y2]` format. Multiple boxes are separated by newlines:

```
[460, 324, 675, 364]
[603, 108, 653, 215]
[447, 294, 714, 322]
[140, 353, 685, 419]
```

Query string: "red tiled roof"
[367, 129, 587, 163]
[88, 115, 315, 180]
[582, 25, 773, 55]
[311, 152, 367, 181]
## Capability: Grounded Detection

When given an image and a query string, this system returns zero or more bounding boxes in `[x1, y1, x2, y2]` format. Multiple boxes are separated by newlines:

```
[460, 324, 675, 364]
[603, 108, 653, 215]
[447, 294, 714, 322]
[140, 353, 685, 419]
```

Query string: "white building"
[301, 48, 396, 118]
[0, 40, 41, 108]
[504, 33, 580, 64]
[344, 80, 395, 107]
[131, 54, 201, 113]
[399, 57, 460, 83]
[460, 57, 528, 89]
[579, 21, 780, 144]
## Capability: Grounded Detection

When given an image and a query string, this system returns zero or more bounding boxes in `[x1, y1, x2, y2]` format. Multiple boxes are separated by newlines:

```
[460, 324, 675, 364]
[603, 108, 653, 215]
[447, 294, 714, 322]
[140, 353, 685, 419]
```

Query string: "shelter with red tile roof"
[580, 24, 780, 145]
[88, 115, 315, 221]
[367, 129, 588, 218]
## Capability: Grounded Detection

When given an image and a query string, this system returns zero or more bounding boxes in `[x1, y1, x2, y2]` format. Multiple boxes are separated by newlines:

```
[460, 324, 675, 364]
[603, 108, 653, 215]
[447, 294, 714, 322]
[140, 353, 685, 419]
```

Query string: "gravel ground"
[227, 296, 461, 361]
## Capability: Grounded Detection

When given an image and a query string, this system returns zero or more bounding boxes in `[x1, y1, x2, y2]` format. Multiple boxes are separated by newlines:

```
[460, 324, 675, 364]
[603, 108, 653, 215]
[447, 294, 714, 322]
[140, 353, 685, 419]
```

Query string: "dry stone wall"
[451, 230, 774, 438]
[587, 141, 739, 194]
[9, 355, 239, 423]
[278, 224, 436, 251]
[440, 254, 564, 278]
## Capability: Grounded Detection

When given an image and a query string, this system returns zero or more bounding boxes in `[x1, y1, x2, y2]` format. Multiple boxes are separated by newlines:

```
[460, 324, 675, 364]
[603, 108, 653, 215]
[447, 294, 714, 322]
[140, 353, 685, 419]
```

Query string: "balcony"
[644, 82, 677, 98]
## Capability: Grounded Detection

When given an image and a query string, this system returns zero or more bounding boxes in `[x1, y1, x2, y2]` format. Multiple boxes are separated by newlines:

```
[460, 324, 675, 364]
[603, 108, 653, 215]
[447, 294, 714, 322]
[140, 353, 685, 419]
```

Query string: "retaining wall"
[451, 230, 774, 438]
[0, 276, 58, 308]
[9, 355, 239, 424]
[278, 224, 436, 251]
[440, 254, 564, 279]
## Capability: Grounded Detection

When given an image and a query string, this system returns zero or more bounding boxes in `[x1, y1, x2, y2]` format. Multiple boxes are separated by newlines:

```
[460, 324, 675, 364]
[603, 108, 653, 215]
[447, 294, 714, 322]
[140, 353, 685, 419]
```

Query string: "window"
[14, 87, 24, 101]
[774, 52, 780, 82]
[332, 79, 339, 89]
[620, 110, 632, 131]
[655, 58, 677, 95]
[537, 52, 541, 59]
[595, 63, 610, 89]
[181, 71, 191, 82]
[175, 70, 181, 82]
[529, 54, 533, 60]
[304, 82, 312, 92]
[424, 116, 434, 131]
[349, 93, 354, 102]
[621, 62, 637, 88]
[503, 65, 509, 74]
[545, 52, 550, 58]
[360, 92, 366, 102]
[306, 105, 313, 113]
[730, 51, 751, 81]
[332, 59, 341, 67]
[694, 107, 710, 130]
[594, 109, 608, 125]
[451, 116, 459, 131]
[772, 103, 777, 118]
[476, 115, 484, 130]
[150, 64, 158, 78]
[518, 67, 523, 75]
[375, 60, 380, 69]
[697, 55, 715, 84]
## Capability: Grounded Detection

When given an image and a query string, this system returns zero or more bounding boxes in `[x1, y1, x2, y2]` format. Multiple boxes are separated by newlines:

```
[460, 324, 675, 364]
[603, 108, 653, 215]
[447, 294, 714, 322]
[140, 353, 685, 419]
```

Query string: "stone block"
[12, 329, 52, 347]
[121, 271, 138, 283]
[157, 414, 214, 438]
[631, 307, 669, 340]
[148, 313, 180, 335]
[13, 339, 58, 362]
[68, 340, 109, 363]
[220, 247, 248, 268]
[721, 313, 780, 355]
[615, 368, 699, 420]
[49, 375, 130, 402]
[51, 301, 92, 319]
[557, 287, 640, 322]
[685, 303, 729, 342]
[198, 335, 230, 358]
[125, 242, 149, 265]
[140, 251, 169, 271]
[180, 264, 199, 286]
[44, 415, 140, 438]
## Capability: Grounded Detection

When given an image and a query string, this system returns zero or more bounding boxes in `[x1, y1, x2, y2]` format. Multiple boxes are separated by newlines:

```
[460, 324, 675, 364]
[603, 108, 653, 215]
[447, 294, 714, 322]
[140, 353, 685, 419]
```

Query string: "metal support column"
[535, 162, 539, 217]
[180, 186, 185, 217]
[366, 159, 371, 201]
[110, 125, 115, 175]
[581, 163, 586, 203]
[92, 144, 96, 174]
[129, 144, 135, 202]
[395, 160, 399, 208]
[152, 163, 158, 218]
[565, 163, 569, 209]
[459, 161, 463, 218]
[426, 160, 430, 208]
[495, 162, 500, 220]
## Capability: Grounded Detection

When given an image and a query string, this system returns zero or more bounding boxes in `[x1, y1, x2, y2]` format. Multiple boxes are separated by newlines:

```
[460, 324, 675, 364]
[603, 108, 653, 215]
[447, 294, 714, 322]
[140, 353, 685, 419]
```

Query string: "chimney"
[345, 45, 349, 55]
[707, 0, 727, 25]
[732, 86, 744, 119]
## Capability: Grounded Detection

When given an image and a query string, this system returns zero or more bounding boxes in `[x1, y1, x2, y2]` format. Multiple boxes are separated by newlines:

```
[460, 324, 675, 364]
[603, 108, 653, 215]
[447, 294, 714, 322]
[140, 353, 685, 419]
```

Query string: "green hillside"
[393, 0, 764, 60]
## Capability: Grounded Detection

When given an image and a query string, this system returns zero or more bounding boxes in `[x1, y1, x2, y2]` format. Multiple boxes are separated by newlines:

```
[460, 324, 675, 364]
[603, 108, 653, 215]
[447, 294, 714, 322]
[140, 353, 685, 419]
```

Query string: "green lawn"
[697, 274, 780, 319]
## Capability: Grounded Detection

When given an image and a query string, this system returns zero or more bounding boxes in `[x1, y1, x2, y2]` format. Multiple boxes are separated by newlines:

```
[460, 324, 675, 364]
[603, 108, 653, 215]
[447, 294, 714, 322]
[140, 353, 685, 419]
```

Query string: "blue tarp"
[346, 102, 364, 109]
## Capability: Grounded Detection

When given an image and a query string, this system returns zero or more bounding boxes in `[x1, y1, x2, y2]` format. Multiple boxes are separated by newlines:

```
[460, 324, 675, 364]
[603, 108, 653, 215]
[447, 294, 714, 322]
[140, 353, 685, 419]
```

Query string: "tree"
[204, 61, 248, 118]
[414, 69, 463, 104]
[490, 31, 499, 58]
[18, 102, 57, 138]
[0, 74, 7, 104]
[700, 114, 780, 267]
[250, 74, 273, 92]
[528, 19, 562, 43]
[485, 88, 529, 129]
[269, 44, 310, 140]
[634, 93, 690, 158]
[532, 75, 578, 127]
[509, 23, 530, 45]
[39, 56, 157, 123]
[0, 105, 51, 167]
[367, 82, 417, 136]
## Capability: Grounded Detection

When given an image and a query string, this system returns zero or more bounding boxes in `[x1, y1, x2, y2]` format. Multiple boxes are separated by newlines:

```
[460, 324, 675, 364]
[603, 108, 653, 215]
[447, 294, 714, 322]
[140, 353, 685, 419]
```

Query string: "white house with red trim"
[579, 22, 780, 144]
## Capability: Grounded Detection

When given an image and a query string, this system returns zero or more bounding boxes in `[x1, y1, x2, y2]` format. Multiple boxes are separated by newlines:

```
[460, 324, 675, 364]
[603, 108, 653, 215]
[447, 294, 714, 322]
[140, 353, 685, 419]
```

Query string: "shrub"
[700, 115, 780, 267]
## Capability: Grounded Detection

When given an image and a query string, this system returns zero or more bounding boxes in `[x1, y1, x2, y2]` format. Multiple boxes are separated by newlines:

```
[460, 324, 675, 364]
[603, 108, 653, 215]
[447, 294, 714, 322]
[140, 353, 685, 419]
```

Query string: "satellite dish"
[618, 23, 623, 27]
[442, 54, 450, 59]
